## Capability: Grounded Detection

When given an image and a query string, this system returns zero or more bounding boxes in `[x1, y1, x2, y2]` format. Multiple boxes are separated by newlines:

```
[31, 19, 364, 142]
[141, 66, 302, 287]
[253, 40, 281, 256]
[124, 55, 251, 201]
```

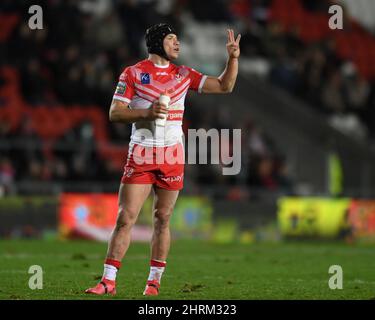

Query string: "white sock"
[148, 266, 165, 283]
[103, 264, 118, 281]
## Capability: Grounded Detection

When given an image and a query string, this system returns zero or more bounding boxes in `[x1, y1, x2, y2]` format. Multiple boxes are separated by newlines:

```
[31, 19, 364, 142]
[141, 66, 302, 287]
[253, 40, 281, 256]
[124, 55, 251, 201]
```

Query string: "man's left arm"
[202, 29, 241, 94]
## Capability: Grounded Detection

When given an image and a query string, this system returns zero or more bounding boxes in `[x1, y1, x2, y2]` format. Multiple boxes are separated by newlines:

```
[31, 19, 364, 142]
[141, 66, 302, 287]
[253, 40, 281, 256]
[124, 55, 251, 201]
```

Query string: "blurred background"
[1, 0, 375, 243]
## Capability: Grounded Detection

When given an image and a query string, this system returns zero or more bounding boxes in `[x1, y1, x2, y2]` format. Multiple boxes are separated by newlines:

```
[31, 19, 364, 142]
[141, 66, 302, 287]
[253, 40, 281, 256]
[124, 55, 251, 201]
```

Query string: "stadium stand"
[1, 0, 375, 197]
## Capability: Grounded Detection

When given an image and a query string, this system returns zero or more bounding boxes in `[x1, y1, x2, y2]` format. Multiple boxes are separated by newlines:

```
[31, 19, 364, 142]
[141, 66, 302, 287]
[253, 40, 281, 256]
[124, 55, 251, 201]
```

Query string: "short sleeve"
[186, 67, 207, 93]
[113, 67, 135, 104]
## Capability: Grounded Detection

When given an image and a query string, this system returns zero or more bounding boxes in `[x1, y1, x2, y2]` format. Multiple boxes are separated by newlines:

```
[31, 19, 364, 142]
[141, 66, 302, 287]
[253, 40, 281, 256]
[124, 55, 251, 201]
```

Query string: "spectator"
[321, 71, 346, 114]
[0, 157, 15, 195]
[247, 156, 278, 191]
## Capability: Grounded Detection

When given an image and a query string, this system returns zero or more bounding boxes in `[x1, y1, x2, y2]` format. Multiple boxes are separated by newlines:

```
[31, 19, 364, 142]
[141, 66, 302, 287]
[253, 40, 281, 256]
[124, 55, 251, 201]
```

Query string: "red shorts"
[121, 143, 185, 191]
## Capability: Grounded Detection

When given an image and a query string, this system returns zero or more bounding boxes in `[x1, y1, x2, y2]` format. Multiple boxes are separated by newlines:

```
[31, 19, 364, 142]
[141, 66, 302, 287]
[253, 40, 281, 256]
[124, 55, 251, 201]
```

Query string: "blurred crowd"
[4, 0, 373, 196]
[238, 0, 375, 140]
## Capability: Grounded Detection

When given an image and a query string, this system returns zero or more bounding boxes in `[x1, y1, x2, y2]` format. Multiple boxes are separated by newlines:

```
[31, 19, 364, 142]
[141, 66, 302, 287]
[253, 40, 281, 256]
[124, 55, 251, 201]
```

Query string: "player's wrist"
[139, 109, 150, 121]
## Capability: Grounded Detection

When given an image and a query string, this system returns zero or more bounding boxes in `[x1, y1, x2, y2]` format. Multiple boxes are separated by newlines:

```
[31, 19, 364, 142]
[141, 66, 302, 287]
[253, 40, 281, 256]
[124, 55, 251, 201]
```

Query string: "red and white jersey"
[113, 59, 207, 147]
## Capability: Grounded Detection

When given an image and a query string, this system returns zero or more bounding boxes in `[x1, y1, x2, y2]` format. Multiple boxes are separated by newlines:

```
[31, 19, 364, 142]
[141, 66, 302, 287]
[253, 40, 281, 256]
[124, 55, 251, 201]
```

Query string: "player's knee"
[154, 207, 172, 227]
[116, 207, 138, 230]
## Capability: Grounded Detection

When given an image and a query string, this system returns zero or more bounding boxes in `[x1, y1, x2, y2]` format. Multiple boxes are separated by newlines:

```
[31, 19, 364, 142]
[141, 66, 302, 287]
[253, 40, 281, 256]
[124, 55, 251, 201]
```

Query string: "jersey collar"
[146, 59, 170, 69]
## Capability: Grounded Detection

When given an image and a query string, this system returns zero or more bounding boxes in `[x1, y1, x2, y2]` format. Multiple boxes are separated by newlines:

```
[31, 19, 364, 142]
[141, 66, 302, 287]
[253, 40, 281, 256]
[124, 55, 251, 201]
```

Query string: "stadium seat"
[0, 14, 20, 42]
[268, 0, 375, 80]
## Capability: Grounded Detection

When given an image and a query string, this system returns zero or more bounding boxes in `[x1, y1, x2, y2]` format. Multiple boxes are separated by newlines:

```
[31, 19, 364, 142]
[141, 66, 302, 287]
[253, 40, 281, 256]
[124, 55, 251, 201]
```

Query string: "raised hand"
[226, 29, 241, 59]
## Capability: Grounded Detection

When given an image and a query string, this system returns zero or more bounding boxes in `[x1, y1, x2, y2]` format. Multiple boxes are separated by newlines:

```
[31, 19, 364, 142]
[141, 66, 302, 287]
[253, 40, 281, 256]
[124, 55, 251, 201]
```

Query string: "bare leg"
[106, 183, 152, 261]
[150, 186, 179, 261]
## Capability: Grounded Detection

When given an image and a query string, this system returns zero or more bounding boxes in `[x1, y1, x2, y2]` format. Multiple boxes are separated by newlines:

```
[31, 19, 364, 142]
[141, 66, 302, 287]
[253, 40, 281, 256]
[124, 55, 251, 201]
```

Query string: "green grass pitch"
[0, 239, 374, 300]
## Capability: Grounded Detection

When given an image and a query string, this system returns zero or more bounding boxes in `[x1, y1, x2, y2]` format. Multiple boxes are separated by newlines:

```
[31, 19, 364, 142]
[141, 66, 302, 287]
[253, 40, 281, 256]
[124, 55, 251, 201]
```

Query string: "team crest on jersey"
[175, 73, 182, 82]
[141, 73, 150, 84]
[115, 81, 126, 95]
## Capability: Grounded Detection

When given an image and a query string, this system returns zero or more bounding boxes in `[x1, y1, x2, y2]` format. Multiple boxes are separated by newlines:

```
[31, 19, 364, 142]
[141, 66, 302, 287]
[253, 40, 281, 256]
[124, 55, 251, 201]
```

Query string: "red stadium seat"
[0, 14, 20, 42]
[0, 63, 142, 171]
[267, 0, 375, 80]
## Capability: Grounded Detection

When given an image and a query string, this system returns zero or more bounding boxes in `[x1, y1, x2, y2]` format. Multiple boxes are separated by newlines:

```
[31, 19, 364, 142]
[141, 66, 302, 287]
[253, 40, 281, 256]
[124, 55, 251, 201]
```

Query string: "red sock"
[105, 258, 121, 269]
[150, 259, 166, 268]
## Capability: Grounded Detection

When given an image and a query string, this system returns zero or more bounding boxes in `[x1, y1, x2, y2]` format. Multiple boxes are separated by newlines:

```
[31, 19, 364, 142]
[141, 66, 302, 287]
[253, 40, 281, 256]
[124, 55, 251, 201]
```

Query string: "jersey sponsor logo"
[123, 167, 134, 178]
[156, 72, 168, 76]
[167, 111, 184, 120]
[141, 73, 150, 84]
[115, 81, 127, 95]
[158, 174, 183, 183]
